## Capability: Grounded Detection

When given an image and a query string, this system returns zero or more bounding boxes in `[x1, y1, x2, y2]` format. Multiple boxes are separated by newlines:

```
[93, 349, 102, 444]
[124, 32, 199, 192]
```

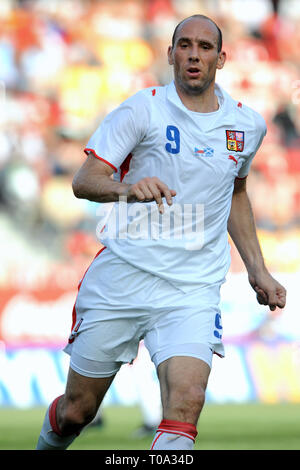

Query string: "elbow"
[72, 175, 86, 199]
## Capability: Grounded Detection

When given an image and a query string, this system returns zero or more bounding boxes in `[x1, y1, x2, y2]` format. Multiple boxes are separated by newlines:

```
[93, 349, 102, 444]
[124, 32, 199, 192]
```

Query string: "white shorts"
[64, 247, 225, 377]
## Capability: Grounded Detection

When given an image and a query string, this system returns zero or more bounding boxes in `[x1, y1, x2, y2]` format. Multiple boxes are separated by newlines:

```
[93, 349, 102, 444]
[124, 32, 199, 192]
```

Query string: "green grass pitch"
[0, 403, 299, 450]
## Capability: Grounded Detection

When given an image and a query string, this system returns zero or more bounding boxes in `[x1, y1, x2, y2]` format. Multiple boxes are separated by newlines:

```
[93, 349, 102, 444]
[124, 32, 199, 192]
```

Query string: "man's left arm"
[228, 177, 286, 311]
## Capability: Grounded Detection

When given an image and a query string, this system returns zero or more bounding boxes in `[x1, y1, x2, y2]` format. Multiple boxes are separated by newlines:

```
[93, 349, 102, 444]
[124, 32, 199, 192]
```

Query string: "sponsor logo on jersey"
[194, 147, 214, 157]
[228, 154, 238, 166]
[226, 130, 244, 152]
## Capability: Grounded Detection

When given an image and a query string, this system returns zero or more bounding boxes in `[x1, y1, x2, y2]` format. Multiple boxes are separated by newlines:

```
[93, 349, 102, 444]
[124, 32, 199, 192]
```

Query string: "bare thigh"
[157, 356, 211, 426]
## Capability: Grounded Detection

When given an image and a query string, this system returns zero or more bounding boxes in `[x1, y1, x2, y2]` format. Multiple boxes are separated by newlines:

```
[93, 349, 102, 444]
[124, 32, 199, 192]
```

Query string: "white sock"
[36, 395, 78, 450]
[150, 419, 197, 450]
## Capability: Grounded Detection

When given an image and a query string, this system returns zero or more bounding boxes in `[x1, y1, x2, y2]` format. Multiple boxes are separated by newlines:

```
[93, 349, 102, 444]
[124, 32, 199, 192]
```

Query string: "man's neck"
[174, 80, 219, 113]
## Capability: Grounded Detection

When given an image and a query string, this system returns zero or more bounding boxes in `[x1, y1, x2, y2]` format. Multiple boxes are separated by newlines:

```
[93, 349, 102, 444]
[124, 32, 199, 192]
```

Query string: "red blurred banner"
[0, 288, 75, 348]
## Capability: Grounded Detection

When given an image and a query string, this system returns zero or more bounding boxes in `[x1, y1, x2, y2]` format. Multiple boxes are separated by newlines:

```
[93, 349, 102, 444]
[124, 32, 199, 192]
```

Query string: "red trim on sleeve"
[84, 148, 117, 172]
[120, 152, 133, 182]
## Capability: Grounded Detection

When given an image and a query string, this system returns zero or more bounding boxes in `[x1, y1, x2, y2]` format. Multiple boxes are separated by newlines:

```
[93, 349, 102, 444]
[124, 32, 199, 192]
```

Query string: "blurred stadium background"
[0, 0, 299, 450]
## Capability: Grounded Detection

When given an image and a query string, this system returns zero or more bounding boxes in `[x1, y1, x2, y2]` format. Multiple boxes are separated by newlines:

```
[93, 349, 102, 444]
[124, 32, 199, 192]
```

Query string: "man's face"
[168, 18, 226, 96]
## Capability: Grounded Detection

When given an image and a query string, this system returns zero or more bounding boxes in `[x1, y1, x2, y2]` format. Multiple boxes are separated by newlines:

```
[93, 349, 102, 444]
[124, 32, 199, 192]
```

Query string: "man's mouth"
[186, 67, 201, 78]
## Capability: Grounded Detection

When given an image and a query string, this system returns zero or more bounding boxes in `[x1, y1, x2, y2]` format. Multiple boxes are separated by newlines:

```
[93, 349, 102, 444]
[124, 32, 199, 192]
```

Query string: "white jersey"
[84, 81, 267, 292]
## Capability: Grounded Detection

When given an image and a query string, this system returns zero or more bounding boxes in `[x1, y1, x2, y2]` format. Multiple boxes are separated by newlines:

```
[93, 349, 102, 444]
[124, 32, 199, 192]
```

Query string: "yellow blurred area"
[58, 65, 107, 121]
[247, 343, 300, 403]
[258, 229, 300, 272]
[95, 38, 153, 71]
[58, 37, 153, 125]
[40, 176, 87, 228]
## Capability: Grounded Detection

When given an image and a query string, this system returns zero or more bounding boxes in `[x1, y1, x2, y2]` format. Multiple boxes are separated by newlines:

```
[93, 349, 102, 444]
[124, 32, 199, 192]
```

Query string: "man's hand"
[125, 177, 176, 213]
[248, 270, 286, 312]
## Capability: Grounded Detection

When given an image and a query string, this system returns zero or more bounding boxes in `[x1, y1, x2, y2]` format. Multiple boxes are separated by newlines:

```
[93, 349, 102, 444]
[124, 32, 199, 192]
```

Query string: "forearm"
[228, 188, 266, 275]
[72, 171, 133, 203]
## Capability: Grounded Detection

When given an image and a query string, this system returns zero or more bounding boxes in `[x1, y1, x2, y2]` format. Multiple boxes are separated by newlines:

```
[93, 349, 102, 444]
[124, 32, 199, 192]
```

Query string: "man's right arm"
[72, 154, 176, 213]
[72, 153, 130, 203]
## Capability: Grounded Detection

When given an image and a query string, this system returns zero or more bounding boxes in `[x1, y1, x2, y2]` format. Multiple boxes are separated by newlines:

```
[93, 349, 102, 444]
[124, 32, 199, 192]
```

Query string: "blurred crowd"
[0, 0, 299, 289]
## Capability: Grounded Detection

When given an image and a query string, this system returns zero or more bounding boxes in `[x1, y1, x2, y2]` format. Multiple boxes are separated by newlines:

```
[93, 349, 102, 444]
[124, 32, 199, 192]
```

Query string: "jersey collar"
[166, 80, 237, 129]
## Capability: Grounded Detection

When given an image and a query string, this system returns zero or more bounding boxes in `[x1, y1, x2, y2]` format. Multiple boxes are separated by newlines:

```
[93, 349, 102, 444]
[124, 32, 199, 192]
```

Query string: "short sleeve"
[237, 114, 267, 179]
[84, 92, 150, 172]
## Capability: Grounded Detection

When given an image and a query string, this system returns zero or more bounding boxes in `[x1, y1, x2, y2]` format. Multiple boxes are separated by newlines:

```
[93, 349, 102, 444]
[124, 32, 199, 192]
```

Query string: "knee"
[179, 383, 206, 412]
[58, 395, 97, 435]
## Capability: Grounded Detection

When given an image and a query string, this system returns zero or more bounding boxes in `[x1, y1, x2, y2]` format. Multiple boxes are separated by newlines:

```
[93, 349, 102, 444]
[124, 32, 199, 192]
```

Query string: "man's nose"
[188, 47, 200, 62]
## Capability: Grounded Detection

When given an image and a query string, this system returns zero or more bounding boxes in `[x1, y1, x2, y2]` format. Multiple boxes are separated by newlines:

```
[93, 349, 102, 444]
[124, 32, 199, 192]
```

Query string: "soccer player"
[36, 14, 286, 450]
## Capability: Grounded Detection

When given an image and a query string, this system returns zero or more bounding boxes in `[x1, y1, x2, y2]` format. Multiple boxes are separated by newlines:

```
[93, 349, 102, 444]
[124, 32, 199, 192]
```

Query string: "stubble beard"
[175, 67, 215, 97]
[177, 75, 213, 96]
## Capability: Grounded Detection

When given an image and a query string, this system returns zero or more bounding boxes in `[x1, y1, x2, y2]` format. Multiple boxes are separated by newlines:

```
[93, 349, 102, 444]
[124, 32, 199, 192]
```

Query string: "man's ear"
[217, 50, 226, 70]
[167, 45, 174, 65]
